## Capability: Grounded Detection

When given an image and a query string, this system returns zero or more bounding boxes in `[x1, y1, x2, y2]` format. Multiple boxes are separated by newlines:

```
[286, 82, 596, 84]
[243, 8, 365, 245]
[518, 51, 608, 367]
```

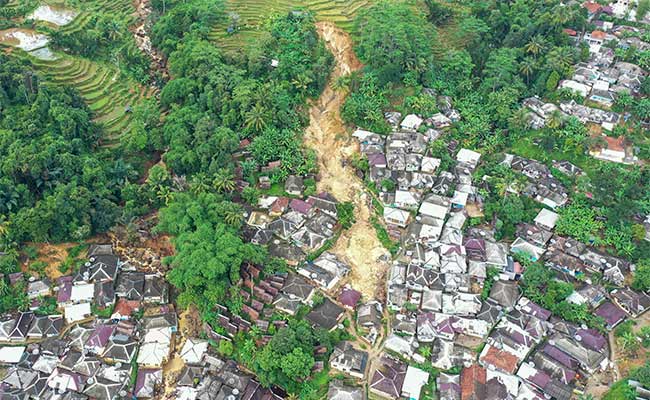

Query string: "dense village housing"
[2, 0, 650, 399]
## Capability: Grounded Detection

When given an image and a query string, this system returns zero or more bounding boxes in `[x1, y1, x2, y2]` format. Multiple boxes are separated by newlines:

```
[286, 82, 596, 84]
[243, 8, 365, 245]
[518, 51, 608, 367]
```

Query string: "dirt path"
[305, 22, 390, 300]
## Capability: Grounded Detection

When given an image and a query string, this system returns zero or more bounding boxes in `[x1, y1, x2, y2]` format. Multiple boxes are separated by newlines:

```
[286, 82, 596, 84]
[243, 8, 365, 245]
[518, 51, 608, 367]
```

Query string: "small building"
[329, 341, 369, 379]
[402, 365, 430, 400]
[285, 175, 304, 196]
[370, 355, 407, 400]
[534, 208, 559, 231]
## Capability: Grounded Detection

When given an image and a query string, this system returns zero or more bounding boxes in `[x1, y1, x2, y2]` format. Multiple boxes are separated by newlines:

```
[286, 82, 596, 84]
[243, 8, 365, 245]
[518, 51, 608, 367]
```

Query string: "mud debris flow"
[305, 22, 390, 300]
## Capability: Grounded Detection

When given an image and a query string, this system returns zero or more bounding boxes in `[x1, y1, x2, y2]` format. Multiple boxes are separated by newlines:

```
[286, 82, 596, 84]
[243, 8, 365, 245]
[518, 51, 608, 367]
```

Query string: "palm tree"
[244, 103, 269, 132]
[519, 57, 536, 85]
[190, 173, 212, 194]
[212, 169, 236, 193]
[0, 217, 9, 239]
[525, 35, 546, 57]
[547, 47, 575, 74]
[223, 207, 243, 226]
[291, 74, 313, 92]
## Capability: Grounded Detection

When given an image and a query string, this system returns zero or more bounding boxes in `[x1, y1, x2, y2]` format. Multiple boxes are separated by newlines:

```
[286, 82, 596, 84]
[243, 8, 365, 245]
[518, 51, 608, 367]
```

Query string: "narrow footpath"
[304, 22, 390, 300]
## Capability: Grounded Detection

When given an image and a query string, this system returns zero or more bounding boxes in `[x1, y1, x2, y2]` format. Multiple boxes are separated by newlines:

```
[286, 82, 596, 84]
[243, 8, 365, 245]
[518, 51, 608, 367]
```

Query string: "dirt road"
[305, 22, 390, 300]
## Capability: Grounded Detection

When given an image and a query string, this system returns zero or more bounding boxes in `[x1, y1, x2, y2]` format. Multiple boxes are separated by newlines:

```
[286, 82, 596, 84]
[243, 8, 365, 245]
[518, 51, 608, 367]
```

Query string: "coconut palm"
[244, 103, 269, 132]
[212, 169, 236, 193]
[189, 173, 212, 194]
[223, 207, 243, 226]
[525, 35, 547, 56]
[547, 47, 575, 74]
[519, 57, 536, 85]
[291, 74, 313, 92]
[618, 332, 640, 356]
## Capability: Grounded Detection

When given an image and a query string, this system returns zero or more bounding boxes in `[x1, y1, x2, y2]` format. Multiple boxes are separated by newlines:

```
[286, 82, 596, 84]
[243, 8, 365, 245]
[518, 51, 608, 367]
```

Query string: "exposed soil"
[21, 242, 78, 281]
[131, 0, 166, 78]
[161, 305, 200, 398]
[305, 22, 390, 300]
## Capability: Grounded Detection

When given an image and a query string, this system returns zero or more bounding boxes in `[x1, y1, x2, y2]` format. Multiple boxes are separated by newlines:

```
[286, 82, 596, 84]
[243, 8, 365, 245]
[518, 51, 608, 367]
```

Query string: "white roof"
[420, 157, 441, 173]
[402, 366, 430, 400]
[137, 341, 170, 366]
[70, 283, 95, 302]
[257, 196, 278, 209]
[456, 148, 481, 165]
[534, 208, 559, 229]
[0, 346, 25, 363]
[451, 191, 469, 206]
[143, 327, 172, 345]
[510, 237, 546, 260]
[419, 201, 449, 220]
[64, 302, 91, 323]
[352, 129, 378, 141]
[395, 190, 419, 206]
[559, 80, 591, 97]
[180, 338, 208, 364]
[384, 207, 410, 224]
[593, 80, 610, 91]
[401, 114, 423, 130]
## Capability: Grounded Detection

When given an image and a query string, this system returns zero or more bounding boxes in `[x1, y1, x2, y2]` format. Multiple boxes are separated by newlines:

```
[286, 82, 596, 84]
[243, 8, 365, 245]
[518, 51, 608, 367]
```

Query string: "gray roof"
[306, 298, 344, 330]
[327, 380, 363, 400]
[489, 281, 520, 309]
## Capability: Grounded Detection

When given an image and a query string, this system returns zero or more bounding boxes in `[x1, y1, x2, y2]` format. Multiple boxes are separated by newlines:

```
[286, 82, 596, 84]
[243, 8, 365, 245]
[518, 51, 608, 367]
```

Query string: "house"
[26, 279, 50, 299]
[180, 338, 208, 364]
[0, 346, 25, 364]
[63, 303, 92, 324]
[135, 369, 163, 399]
[384, 207, 410, 227]
[489, 281, 520, 310]
[594, 301, 627, 329]
[88, 254, 119, 282]
[590, 135, 630, 164]
[298, 252, 350, 290]
[611, 288, 650, 317]
[551, 333, 608, 373]
[103, 335, 138, 363]
[329, 341, 369, 379]
[85, 324, 116, 354]
[438, 373, 461, 400]
[510, 237, 546, 261]
[285, 175, 304, 196]
[401, 114, 423, 131]
[137, 341, 171, 368]
[8, 312, 34, 342]
[429, 113, 452, 128]
[369, 355, 407, 399]
[419, 195, 450, 220]
[534, 209, 559, 231]
[84, 377, 124, 400]
[281, 273, 315, 303]
[479, 344, 520, 374]
[357, 301, 382, 330]
[70, 282, 94, 303]
[115, 271, 145, 300]
[328, 380, 364, 400]
[94, 280, 116, 309]
[558, 79, 590, 97]
[456, 149, 481, 170]
[339, 287, 361, 310]
[26, 315, 63, 339]
[402, 366, 429, 400]
[395, 190, 421, 210]
[306, 298, 344, 331]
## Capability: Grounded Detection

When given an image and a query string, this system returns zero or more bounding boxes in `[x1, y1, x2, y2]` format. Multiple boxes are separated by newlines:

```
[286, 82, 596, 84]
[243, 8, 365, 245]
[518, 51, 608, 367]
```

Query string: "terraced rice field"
[13, 50, 154, 146]
[209, 0, 372, 50]
[1, 0, 153, 147]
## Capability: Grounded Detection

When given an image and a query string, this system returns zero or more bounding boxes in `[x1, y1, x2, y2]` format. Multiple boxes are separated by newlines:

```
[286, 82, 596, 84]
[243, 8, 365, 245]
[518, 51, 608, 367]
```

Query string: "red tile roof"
[480, 345, 519, 374]
[591, 30, 607, 40]
[461, 364, 486, 400]
[563, 28, 577, 36]
[583, 1, 602, 14]
[605, 136, 626, 152]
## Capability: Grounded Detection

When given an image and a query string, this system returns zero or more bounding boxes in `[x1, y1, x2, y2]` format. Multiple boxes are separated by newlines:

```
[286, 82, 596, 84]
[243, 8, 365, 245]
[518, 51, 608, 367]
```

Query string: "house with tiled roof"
[369, 355, 407, 399]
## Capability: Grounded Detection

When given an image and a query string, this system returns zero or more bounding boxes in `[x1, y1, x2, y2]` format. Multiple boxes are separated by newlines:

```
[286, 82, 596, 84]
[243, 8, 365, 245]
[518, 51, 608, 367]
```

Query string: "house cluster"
[170, 340, 284, 400]
[0, 244, 181, 400]
[244, 190, 340, 264]
[500, 154, 569, 209]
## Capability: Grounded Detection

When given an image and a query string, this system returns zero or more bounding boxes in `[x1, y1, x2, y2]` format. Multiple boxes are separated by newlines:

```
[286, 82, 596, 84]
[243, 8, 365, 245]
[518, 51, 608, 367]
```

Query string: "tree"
[619, 332, 641, 357]
[519, 57, 536, 85]
[424, 0, 453, 25]
[212, 169, 236, 193]
[354, 1, 436, 83]
[633, 262, 650, 291]
[634, 98, 650, 121]
[244, 103, 270, 132]
[637, 0, 650, 21]
[525, 35, 547, 57]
